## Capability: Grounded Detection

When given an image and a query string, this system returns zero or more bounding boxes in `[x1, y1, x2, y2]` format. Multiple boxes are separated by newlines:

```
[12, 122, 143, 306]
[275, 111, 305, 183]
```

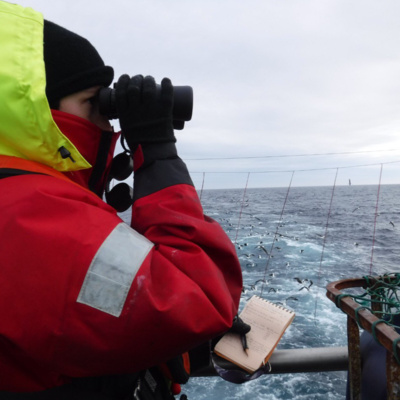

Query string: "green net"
[335, 273, 400, 361]
[336, 273, 400, 328]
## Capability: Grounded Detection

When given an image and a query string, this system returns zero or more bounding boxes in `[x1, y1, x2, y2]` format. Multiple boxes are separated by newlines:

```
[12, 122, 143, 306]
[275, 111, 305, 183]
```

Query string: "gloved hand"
[230, 315, 251, 335]
[211, 315, 251, 350]
[115, 74, 176, 150]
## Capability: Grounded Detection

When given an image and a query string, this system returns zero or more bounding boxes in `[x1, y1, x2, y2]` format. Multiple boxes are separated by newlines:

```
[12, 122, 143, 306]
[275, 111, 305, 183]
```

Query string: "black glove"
[115, 74, 176, 150]
[230, 315, 251, 335]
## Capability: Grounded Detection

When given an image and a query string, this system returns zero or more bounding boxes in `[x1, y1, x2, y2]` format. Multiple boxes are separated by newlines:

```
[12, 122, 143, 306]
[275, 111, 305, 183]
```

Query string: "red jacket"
[0, 112, 242, 391]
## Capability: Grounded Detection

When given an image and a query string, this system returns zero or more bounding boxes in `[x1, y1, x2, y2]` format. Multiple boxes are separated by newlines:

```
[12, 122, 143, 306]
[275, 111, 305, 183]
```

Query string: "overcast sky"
[16, 0, 400, 189]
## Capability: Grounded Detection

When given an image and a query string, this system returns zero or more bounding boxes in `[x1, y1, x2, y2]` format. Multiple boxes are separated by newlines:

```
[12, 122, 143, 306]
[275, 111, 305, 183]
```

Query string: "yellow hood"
[0, 1, 90, 171]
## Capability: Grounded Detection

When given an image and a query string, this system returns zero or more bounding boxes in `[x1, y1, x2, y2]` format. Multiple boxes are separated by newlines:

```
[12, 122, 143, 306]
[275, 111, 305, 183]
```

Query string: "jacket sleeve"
[129, 145, 242, 369]
[58, 147, 243, 377]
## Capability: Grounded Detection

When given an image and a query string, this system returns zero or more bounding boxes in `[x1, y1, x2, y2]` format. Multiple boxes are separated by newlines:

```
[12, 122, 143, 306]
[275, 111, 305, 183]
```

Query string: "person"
[0, 2, 242, 398]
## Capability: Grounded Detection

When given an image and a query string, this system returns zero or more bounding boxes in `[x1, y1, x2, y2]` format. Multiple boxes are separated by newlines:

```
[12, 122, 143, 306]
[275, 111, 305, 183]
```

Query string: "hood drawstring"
[58, 146, 75, 163]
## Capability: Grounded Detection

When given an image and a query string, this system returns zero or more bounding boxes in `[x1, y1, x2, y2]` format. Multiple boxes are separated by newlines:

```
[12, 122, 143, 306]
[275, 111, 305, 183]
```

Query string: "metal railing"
[192, 346, 348, 377]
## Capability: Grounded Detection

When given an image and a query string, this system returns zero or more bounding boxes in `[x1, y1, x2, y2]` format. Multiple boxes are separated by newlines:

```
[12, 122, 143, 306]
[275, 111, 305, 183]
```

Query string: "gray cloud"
[17, 0, 400, 188]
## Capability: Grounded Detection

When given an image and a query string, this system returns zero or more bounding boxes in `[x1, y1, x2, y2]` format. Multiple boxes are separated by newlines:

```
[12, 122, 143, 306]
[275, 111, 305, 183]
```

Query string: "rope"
[199, 172, 205, 201]
[314, 168, 339, 321]
[369, 164, 383, 275]
[354, 306, 370, 327]
[335, 274, 400, 361]
[234, 172, 250, 245]
[339, 274, 400, 327]
[371, 319, 387, 344]
[318, 168, 338, 278]
[188, 159, 400, 175]
[260, 171, 295, 297]
[185, 149, 400, 161]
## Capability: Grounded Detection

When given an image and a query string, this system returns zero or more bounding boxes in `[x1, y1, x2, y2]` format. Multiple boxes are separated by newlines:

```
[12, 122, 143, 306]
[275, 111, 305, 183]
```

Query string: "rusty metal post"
[386, 352, 400, 400]
[327, 276, 400, 399]
[371, 291, 382, 313]
[347, 315, 361, 400]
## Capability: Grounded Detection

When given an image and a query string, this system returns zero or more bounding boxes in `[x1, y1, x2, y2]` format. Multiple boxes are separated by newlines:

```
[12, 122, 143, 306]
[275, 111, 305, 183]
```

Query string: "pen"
[241, 332, 249, 355]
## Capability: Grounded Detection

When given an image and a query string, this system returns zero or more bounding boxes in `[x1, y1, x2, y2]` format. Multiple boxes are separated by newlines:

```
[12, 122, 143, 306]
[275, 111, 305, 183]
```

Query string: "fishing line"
[313, 168, 339, 322]
[369, 164, 383, 276]
[199, 172, 206, 201]
[188, 159, 400, 175]
[185, 149, 399, 161]
[260, 171, 295, 298]
[234, 172, 251, 245]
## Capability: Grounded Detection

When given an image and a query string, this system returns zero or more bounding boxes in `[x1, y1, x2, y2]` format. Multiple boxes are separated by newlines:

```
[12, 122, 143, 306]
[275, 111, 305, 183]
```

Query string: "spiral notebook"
[214, 295, 295, 373]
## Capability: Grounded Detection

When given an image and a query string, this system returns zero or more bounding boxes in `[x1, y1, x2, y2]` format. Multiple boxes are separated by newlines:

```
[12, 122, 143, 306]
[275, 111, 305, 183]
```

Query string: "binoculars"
[101, 79, 194, 212]
[98, 83, 193, 130]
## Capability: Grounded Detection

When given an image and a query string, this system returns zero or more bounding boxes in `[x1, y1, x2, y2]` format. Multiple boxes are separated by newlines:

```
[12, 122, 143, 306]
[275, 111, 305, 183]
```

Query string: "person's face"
[59, 86, 112, 131]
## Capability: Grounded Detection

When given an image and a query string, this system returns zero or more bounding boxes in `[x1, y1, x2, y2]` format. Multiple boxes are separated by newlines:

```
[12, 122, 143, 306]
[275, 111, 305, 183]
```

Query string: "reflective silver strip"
[77, 223, 154, 317]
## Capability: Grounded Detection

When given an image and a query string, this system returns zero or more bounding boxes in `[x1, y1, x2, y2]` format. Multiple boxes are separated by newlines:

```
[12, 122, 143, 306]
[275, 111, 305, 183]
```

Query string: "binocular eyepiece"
[98, 84, 193, 130]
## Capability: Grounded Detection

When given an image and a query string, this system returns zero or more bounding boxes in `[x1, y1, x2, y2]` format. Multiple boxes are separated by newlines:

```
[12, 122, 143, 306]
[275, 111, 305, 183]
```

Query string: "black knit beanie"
[43, 20, 114, 107]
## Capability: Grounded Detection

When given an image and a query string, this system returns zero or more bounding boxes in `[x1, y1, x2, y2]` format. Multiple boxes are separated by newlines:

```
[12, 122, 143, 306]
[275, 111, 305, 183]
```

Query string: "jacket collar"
[52, 110, 119, 196]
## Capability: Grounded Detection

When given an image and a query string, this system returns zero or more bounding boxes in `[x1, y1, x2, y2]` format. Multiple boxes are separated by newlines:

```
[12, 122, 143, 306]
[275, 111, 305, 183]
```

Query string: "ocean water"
[124, 184, 400, 399]
[186, 184, 400, 399]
